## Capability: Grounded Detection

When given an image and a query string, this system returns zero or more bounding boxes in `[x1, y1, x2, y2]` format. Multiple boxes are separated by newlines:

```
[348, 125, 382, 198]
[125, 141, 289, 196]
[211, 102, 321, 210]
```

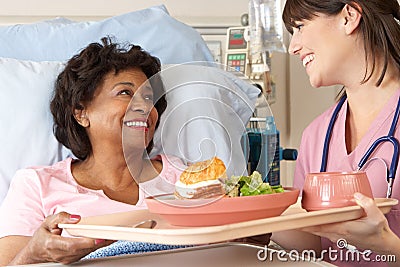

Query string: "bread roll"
[180, 157, 227, 185]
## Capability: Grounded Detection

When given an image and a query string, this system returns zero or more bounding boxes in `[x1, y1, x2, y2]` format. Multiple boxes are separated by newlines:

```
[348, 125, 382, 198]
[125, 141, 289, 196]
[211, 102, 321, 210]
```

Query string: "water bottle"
[262, 116, 280, 185]
[241, 116, 280, 185]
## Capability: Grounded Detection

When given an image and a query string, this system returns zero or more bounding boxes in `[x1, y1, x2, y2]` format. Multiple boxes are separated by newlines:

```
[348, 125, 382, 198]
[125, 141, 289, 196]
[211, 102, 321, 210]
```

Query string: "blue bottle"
[241, 116, 280, 185]
[262, 116, 280, 185]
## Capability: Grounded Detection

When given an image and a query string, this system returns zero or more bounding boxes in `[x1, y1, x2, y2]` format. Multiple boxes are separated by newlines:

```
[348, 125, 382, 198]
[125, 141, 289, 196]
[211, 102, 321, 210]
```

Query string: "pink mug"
[301, 171, 373, 211]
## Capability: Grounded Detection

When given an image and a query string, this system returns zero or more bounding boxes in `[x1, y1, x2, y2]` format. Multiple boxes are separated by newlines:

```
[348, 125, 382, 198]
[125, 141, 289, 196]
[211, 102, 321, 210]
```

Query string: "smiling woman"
[272, 0, 400, 266]
[0, 37, 185, 265]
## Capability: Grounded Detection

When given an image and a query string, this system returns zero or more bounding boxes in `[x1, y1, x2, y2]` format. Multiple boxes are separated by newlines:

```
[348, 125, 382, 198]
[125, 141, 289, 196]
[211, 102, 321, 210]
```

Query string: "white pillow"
[151, 63, 260, 177]
[0, 58, 71, 203]
[0, 5, 213, 64]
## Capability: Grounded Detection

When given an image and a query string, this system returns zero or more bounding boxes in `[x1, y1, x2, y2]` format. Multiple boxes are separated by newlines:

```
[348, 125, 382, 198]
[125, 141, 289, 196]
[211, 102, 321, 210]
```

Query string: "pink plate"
[145, 187, 300, 226]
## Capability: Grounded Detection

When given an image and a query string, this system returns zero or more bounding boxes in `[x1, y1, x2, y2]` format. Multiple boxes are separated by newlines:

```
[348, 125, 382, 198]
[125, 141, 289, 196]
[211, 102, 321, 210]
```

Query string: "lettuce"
[223, 171, 284, 197]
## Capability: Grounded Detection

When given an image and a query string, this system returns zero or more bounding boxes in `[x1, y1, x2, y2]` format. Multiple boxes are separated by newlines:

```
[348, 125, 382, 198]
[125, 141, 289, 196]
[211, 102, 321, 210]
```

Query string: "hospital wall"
[0, 0, 338, 186]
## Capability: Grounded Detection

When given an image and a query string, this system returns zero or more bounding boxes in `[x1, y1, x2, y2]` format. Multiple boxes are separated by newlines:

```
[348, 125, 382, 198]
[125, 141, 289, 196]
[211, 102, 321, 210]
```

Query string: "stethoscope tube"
[320, 95, 347, 172]
[320, 95, 400, 198]
[358, 136, 399, 181]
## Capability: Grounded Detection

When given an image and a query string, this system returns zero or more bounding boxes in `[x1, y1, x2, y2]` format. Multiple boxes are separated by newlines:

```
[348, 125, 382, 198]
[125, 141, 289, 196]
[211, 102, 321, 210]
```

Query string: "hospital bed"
[0, 5, 332, 266]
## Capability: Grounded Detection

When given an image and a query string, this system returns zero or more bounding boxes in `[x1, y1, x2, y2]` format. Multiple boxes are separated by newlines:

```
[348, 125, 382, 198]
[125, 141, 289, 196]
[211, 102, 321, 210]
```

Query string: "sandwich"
[174, 157, 227, 199]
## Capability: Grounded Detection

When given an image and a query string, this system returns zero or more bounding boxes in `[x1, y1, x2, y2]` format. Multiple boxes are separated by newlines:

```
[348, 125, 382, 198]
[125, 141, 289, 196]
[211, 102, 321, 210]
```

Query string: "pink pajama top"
[0, 155, 184, 238]
[295, 89, 400, 266]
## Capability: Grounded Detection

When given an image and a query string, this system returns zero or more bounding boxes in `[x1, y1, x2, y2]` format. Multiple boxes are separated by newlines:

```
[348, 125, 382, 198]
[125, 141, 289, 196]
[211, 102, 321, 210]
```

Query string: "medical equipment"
[242, 116, 297, 185]
[225, 0, 285, 103]
[225, 24, 276, 103]
[225, 27, 253, 79]
[321, 95, 400, 198]
[248, 0, 286, 55]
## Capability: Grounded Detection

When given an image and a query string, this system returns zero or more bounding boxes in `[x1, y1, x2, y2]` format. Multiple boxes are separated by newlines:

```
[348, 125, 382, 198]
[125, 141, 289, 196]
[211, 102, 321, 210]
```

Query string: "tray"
[59, 198, 397, 245]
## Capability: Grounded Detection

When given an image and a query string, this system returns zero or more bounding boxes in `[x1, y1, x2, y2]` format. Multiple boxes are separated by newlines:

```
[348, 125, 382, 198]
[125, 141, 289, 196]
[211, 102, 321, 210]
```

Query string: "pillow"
[0, 58, 71, 203]
[150, 63, 260, 177]
[0, 5, 213, 64]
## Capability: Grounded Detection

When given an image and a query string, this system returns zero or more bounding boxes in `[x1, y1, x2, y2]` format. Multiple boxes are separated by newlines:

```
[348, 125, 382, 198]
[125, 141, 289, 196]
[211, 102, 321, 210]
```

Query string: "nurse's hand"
[10, 212, 114, 265]
[300, 193, 400, 254]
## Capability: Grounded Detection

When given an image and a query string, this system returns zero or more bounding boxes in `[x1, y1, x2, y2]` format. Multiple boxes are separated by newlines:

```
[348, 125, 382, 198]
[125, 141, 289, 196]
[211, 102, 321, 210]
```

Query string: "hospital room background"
[0, 0, 340, 193]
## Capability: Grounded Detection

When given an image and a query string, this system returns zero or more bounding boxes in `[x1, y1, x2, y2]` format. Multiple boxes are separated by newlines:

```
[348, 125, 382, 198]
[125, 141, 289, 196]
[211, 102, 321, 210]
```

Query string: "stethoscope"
[321, 95, 400, 198]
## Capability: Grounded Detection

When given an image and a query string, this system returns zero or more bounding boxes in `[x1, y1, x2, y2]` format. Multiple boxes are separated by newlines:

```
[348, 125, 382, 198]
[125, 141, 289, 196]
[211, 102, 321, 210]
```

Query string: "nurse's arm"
[301, 193, 400, 266]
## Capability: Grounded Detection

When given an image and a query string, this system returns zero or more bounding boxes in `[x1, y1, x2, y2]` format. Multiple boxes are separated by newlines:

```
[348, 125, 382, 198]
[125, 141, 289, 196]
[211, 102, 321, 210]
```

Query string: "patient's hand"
[9, 212, 114, 265]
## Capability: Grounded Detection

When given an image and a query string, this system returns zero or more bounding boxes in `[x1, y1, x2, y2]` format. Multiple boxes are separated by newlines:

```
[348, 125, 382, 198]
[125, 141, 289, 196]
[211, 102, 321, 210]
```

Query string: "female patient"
[273, 0, 400, 266]
[0, 37, 184, 265]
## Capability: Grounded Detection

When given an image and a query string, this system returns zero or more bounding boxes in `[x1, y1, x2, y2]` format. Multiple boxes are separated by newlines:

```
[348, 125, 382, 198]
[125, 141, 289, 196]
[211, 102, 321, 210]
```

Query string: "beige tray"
[59, 198, 397, 245]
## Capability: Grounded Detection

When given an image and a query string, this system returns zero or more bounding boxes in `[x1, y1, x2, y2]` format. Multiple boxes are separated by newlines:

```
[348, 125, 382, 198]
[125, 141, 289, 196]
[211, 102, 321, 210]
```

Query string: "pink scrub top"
[0, 155, 184, 238]
[295, 89, 400, 266]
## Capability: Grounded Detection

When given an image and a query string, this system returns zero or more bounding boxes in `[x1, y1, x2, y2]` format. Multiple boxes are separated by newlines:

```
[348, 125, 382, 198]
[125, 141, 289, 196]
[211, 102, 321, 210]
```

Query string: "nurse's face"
[288, 13, 350, 88]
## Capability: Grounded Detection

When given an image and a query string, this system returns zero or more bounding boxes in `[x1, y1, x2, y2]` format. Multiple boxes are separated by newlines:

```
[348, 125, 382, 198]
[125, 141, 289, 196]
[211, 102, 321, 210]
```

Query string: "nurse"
[272, 0, 400, 266]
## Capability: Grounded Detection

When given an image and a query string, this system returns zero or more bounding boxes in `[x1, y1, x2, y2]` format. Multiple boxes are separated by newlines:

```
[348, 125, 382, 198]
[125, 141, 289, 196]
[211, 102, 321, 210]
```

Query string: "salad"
[221, 171, 284, 197]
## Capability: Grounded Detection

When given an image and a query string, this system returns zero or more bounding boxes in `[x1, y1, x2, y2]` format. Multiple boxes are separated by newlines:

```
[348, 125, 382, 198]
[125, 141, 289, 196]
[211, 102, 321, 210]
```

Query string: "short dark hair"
[283, 0, 400, 87]
[50, 37, 167, 160]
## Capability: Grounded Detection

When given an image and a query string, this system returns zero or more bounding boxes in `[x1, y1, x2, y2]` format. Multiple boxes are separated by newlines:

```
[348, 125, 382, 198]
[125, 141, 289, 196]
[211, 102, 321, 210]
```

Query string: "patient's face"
[84, 68, 158, 152]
